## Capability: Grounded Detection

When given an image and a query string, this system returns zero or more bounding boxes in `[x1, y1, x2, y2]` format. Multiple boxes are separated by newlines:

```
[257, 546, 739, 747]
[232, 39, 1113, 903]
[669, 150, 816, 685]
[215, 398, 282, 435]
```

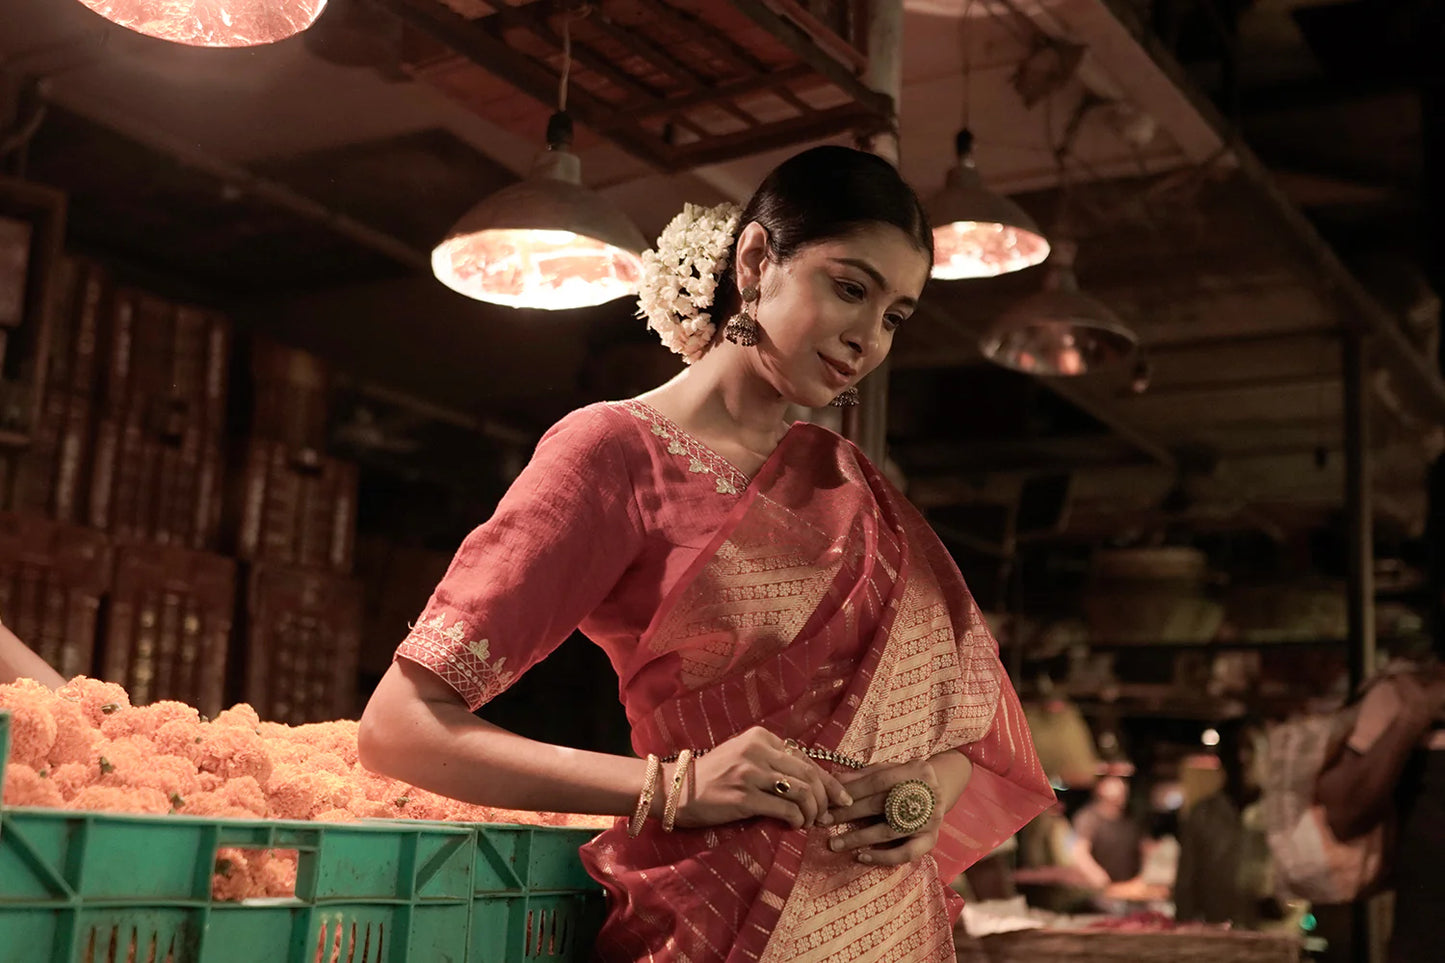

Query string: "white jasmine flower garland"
[636, 202, 743, 364]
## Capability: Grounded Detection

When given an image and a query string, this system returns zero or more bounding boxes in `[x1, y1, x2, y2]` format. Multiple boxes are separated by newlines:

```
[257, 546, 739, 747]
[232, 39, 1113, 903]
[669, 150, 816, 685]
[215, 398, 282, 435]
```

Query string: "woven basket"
[958, 929, 1300, 963]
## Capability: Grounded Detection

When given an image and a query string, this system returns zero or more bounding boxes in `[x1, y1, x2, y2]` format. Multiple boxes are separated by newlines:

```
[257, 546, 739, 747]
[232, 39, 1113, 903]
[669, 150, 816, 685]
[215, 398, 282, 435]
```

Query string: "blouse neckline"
[612, 399, 756, 496]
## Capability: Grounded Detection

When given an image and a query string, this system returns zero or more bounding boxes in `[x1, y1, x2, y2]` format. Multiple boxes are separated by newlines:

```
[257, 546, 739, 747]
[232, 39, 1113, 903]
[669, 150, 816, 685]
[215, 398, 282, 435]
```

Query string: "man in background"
[1071, 775, 1144, 888]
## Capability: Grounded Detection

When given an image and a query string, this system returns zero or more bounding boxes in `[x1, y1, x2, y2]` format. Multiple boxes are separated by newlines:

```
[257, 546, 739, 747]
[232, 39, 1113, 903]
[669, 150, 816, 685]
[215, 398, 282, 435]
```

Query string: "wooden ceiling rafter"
[382, 0, 892, 170]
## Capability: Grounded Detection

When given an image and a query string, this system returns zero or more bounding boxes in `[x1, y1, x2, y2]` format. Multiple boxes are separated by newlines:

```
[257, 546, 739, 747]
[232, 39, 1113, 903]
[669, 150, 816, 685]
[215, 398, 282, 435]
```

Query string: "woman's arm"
[359, 658, 850, 828]
[0, 621, 65, 689]
[1316, 675, 1437, 840]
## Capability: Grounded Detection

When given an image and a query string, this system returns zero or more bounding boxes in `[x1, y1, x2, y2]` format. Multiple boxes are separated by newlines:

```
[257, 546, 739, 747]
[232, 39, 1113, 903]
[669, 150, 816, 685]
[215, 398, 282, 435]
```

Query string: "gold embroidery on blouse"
[402, 613, 517, 706]
[613, 400, 746, 496]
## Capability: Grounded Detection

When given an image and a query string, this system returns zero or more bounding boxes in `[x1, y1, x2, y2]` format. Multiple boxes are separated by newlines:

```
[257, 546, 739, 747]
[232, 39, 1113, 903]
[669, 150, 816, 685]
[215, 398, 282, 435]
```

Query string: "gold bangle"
[628, 754, 662, 838]
[662, 749, 693, 833]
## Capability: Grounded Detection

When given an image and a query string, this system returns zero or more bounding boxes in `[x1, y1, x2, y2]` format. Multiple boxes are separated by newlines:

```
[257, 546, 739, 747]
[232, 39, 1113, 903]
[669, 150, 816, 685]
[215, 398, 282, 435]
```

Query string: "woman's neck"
[644, 345, 790, 453]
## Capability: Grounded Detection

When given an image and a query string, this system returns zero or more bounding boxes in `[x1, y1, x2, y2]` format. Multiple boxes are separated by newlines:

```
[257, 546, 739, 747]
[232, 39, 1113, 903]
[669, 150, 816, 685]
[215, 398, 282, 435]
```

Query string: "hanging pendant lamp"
[432, 113, 646, 310]
[75, 0, 327, 47]
[431, 12, 646, 311]
[981, 240, 1135, 376]
[926, 130, 1051, 280]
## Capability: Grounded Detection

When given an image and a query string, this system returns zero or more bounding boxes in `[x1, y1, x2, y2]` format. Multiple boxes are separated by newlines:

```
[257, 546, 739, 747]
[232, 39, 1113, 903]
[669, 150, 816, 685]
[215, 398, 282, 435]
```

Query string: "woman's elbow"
[357, 691, 409, 777]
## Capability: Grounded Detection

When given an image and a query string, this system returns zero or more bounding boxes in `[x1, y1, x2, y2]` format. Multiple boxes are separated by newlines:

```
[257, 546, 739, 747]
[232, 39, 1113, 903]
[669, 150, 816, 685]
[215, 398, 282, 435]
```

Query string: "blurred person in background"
[1175, 717, 1276, 927]
[1317, 664, 1445, 962]
[1072, 775, 1145, 889]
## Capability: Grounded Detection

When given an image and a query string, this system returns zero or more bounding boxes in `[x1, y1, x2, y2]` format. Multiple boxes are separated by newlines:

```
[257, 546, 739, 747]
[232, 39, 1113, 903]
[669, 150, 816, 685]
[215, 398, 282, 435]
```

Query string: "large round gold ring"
[883, 780, 935, 835]
[773, 778, 792, 797]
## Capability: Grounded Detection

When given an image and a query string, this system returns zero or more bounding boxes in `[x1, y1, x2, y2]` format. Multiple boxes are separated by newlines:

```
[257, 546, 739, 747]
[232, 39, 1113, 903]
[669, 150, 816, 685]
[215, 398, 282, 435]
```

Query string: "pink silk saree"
[579, 420, 1054, 963]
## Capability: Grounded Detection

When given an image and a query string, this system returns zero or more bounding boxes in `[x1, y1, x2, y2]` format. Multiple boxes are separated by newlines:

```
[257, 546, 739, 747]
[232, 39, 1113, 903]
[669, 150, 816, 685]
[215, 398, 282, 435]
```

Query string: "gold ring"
[883, 780, 935, 836]
[783, 738, 801, 755]
[773, 778, 792, 796]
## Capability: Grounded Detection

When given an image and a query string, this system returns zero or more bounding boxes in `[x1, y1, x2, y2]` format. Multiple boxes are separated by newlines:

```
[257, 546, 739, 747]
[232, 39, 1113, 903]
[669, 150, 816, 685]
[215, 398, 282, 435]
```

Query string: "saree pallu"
[581, 424, 1054, 963]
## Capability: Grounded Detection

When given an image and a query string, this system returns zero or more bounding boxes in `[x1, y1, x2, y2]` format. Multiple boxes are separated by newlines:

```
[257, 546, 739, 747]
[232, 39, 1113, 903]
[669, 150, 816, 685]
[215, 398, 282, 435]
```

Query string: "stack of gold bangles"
[648, 743, 937, 837]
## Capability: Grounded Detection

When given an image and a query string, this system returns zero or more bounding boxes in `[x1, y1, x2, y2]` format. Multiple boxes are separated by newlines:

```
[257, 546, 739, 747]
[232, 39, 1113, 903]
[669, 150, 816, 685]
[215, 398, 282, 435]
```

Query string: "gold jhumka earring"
[830, 386, 860, 407]
[723, 285, 760, 345]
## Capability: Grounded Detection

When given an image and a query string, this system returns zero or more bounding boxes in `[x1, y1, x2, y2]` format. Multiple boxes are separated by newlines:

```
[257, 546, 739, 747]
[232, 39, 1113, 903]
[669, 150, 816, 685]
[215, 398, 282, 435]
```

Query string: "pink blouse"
[397, 400, 754, 733]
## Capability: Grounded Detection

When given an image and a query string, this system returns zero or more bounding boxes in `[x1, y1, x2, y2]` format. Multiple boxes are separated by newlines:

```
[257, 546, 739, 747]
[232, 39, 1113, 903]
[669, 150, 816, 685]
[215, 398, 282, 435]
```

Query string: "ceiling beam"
[1099, 0, 1445, 427]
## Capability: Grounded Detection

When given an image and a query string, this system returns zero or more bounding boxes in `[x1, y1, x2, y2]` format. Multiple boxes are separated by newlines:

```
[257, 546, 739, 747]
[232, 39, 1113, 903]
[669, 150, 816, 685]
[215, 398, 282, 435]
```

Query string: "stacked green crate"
[0, 713, 605, 962]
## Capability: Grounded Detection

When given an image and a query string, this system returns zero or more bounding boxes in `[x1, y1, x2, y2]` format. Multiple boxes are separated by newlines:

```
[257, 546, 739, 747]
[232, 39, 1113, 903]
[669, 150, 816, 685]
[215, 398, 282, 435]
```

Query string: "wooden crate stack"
[103, 543, 235, 717]
[10, 256, 105, 523]
[236, 340, 364, 722]
[0, 512, 111, 681]
[87, 286, 229, 550]
[237, 339, 356, 573]
[243, 563, 362, 724]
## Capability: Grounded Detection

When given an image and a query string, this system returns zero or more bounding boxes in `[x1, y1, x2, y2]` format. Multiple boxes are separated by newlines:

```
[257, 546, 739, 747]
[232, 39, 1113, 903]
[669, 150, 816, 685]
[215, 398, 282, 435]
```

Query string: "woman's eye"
[884, 314, 905, 332]
[836, 280, 866, 301]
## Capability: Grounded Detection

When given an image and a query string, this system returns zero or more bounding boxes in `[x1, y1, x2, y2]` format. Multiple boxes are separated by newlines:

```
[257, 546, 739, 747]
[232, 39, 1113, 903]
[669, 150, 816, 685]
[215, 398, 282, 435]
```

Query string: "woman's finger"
[827, 788, 886, 825]
[748, 790, 807, 830]
[859, 832, 938, 867]
[828, 820, 900, 853]
[773, 755, 836, 826]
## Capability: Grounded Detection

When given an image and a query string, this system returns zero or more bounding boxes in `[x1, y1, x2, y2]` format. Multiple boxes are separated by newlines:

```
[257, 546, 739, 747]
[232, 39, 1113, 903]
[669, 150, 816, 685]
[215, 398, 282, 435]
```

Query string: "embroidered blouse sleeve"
[395, 406, 644, 711]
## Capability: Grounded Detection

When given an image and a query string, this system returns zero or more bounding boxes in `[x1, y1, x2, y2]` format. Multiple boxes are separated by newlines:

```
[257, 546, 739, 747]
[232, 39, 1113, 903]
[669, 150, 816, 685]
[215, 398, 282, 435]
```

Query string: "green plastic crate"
[0, 713, 605, 962]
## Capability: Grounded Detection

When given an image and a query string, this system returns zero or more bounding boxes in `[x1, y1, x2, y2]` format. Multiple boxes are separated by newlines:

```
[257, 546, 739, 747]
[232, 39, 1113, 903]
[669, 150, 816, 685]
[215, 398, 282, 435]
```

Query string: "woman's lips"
[819, 354, 855, 388]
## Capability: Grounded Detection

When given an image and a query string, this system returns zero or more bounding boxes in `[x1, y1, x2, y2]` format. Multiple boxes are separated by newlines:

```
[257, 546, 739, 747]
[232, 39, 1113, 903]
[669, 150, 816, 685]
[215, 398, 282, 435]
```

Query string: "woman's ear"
[733, 221, 770, 293]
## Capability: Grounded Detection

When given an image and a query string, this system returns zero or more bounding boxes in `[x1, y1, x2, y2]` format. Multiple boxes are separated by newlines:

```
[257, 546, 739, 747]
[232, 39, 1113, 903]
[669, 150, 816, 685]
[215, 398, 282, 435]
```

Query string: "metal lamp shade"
[432, 149, 647, 311]
[926, 161, 1051, 280]
[982, 254, 1136, 376]
[75, 0, 327, 46]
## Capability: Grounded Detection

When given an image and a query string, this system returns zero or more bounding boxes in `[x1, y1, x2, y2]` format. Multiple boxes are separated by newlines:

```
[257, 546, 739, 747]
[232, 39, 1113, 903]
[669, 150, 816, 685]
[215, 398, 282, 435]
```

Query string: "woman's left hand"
[825, 752, 972, 866]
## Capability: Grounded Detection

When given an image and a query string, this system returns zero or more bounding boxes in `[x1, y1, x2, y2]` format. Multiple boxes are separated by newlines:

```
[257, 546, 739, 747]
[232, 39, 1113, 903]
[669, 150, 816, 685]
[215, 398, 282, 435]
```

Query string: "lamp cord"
[558, 14, 572, 112]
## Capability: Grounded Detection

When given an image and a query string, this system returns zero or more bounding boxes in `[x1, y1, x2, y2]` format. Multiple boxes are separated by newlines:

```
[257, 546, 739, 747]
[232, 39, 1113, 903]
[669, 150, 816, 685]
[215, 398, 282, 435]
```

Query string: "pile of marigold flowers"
[0, 677, 611, 901]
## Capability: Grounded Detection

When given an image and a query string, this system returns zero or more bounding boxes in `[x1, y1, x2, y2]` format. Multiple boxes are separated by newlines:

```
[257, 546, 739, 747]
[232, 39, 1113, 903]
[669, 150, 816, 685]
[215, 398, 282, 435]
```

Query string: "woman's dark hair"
[710, 145, 933, 323]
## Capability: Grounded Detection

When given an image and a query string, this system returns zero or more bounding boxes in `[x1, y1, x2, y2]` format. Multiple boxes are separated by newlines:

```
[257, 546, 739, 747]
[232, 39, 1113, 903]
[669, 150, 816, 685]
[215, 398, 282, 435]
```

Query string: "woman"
[359, 146, 1053, 962]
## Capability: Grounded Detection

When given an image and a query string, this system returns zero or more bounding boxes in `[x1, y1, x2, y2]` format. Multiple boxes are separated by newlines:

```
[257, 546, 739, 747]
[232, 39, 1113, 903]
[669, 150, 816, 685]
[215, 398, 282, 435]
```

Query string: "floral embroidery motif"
[613, 400, 746, 496]
[396, 613, 516, 709]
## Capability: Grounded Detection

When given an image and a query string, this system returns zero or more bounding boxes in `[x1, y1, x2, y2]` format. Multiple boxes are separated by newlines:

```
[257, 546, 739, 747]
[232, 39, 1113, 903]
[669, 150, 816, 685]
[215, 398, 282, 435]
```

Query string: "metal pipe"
[846, 0, 904, 465]
[1344, 331, 1375, 692]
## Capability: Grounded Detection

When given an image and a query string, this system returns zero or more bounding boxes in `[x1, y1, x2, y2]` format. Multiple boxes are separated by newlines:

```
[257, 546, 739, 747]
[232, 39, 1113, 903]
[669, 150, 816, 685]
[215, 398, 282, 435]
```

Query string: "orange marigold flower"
[57, 677, 131, 726]
[211, 848, 253, 901]
[46, 696, 105, 768]
[290, 721, 361, 767]
[187, 727, 273, 785]
[99, 701, 200, 742]
[266, 765, 328, 821]
[2, 762, 65, 808]
[312, 808, 358, 824]
[70, 785, 170, 815]
[217, 775, 268, 816]
[152, 718, 206, 759]
[94, 739, 150, 788]
[354, 770, 404, 803]
[211, 703, 261, 730]
[182, 792, 258, 820]
[49, 762, 92, 800]
[110, 753, 202, 798]
[0, 679, 59, 768]
[251, 850, 299, 899]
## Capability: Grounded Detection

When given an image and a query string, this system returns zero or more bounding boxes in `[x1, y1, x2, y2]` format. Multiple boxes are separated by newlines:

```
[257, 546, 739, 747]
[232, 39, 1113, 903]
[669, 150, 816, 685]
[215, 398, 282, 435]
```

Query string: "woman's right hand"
[669, 726, 853, 831]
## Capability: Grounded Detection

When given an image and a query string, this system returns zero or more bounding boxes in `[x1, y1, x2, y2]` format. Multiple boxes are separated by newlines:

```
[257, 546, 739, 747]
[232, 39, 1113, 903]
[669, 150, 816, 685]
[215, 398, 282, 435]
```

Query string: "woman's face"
[747, 223, 930, 409]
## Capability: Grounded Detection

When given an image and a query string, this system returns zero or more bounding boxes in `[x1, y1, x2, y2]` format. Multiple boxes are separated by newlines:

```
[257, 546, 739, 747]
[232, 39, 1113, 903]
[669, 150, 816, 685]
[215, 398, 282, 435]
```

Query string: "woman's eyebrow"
[831, 257, 918, 308]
